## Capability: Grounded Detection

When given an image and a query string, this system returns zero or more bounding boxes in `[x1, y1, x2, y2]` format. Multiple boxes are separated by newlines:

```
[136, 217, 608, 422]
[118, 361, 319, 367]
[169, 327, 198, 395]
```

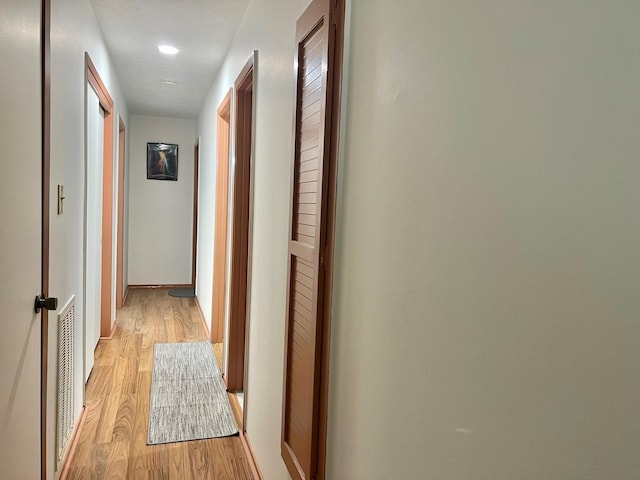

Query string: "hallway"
[65, 288, 253, 479]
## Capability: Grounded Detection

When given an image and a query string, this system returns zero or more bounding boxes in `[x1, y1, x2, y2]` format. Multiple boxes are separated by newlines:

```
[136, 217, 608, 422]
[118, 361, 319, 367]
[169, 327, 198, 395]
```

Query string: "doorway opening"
[84, 53, 115, 385]
[226, 54, 255, 414]
[116, 116, 126, 308]
[191, 139, 200, 289]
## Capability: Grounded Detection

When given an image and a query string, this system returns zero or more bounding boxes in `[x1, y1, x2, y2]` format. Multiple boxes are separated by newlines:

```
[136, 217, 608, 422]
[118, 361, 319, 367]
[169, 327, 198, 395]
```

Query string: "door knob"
[35, 294, 58, 313]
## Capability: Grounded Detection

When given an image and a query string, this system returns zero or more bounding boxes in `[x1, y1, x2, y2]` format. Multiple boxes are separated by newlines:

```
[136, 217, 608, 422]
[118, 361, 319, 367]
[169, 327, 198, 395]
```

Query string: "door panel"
[85, 89, 104, 381]
[0, 0, 43, 477]
[282, 0, 336, 478]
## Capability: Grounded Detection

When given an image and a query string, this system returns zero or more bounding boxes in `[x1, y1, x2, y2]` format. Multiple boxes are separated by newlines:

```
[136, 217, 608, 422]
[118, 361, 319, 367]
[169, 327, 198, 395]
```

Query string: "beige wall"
[49, 0, 129, 477]
[127, 115, 196, 285]
[327, 1, 640, 479]
[195, 0, 309, 478]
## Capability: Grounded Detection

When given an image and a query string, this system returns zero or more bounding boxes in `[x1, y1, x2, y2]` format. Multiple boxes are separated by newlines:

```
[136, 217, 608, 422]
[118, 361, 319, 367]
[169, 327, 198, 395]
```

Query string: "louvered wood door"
[282, 0, 336, 478]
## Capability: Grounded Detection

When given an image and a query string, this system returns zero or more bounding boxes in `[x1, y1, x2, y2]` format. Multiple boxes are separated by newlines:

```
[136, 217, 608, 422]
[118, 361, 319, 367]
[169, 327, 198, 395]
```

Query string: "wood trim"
[226, 56, 254, 393]
[316, 1, 345, 478]
[191, 141, 200, 288]
[122, 286, 130, 305]
[85, 53, 115, 338]
[86, 55, 114, 111]
[240, 50, 258, 434]
[57, 406, 87, 480]
[194, 296, 211, 338]
[99, 320, 118, 340]
[211, 89, 232, 343]
[41, 0, 51, 477]
[240, 431, 264, 480]
[115, 117, 126, 308]
[128, 284, 193, 289]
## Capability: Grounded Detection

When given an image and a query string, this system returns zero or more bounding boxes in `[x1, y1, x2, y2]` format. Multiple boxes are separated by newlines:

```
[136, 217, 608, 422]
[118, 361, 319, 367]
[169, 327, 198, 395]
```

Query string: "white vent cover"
[56, 295, 76, 467]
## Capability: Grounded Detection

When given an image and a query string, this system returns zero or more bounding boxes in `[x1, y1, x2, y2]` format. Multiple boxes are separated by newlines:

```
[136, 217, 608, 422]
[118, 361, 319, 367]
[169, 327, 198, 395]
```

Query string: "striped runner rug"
[147, 341, 238, 445]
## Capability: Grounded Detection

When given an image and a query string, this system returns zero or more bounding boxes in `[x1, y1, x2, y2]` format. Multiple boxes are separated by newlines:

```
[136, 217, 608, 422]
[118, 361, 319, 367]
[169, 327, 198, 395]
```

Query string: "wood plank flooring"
[64, 288, 253, 480]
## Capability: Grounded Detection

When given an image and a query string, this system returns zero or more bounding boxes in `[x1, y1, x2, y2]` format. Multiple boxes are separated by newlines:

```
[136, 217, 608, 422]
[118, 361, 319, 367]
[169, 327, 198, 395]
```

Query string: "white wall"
[49, 0, 128, 477]
[195, 0, 308, 478]
[327, 1, 640, 479]
[128, 115, 196, 285]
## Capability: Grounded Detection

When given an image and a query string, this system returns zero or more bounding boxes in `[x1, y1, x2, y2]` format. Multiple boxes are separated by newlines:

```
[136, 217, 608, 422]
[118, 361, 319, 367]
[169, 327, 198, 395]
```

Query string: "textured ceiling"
[90, 0, 250, 118]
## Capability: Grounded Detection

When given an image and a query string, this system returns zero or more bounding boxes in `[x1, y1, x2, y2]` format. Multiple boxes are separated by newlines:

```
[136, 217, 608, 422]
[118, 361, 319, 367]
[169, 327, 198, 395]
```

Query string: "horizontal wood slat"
[300, 148, 319, 165]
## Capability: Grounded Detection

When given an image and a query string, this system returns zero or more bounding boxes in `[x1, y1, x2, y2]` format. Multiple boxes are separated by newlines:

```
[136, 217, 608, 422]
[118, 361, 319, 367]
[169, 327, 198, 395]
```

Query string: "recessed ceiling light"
[161, 80, 177, 86]
[158, 45, 179, 55]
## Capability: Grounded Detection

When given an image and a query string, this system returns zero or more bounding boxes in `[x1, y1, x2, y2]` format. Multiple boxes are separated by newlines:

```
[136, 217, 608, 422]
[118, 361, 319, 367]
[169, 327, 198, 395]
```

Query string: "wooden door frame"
[226, 55, 255, 394]
[281, 1, 345, 478]
[41, 0, 51, 477]
[85, 53, 115, 338]
[191, 139, 200, 288]
[115, 116, 126, 307]
[212, 90, 232, 343]
[316, 1, 345, 476]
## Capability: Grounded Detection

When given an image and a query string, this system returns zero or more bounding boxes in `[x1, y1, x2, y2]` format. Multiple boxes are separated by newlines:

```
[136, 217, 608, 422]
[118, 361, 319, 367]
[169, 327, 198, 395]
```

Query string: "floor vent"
[56, 295, 76, 468]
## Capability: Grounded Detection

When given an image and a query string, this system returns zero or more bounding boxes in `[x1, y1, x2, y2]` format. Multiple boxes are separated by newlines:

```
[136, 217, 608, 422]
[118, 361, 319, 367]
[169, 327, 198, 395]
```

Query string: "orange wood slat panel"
[303, 74, 323, 96]
[295, 234, 315, 246]
[300, 125, 321, 142]
[291, 291, 313, 322]
[296, 192, 317, 205]
[302, 34, 324, 61]
[294, 281, 314, 303]
[295, 260, 314, 279]
[296, 223, 315, 238]
[293, 289, 313, 312]
[303, 65, 323, 87]
[298, 147, 320, 164]
[299, 152, 319, 167]
[293, 300, 313, 323]
[301, 87, 322, 110]
[297, 182, 318, 194]
[300, 113, 321, 133]
[294, 267, 314, 288]
[296, 213, 316, 226]
[298, 169, 318, 183]
[300, 129, 321, 150]
[296, 204, 316, 216]
[284, 6, 332, 479]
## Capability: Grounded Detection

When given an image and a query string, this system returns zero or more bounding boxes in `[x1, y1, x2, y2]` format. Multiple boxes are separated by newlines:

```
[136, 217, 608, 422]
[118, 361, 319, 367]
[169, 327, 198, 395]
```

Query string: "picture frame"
[147, 142, 178, 181]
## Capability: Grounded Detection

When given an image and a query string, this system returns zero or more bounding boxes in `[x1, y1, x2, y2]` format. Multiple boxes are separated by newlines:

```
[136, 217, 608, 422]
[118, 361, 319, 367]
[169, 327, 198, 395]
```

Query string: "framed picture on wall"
[147, 142, 178, 181]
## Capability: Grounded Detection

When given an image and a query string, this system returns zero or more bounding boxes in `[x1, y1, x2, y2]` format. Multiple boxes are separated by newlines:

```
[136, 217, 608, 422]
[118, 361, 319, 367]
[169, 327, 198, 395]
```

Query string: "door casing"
[212, 90, 232, 344]
[41, 0, 52, 477]
[226, 54, 255, 394]
[85, 53, 115, 339]
[192, 140, 200, 288]
[116, 116, 126, 307]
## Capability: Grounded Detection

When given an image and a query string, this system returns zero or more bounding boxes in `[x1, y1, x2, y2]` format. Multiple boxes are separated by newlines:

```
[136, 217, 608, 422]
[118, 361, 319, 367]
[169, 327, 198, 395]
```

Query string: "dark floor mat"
[168, 288, 195, 298]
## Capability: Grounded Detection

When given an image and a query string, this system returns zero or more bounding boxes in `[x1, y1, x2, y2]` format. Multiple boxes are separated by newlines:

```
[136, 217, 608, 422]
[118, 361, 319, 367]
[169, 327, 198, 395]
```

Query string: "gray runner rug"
[147, 341, 239, 445]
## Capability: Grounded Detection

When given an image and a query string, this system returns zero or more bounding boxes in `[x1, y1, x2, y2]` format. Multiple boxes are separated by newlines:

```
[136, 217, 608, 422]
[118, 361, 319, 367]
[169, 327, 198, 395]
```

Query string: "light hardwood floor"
[64, 287, 253, 480]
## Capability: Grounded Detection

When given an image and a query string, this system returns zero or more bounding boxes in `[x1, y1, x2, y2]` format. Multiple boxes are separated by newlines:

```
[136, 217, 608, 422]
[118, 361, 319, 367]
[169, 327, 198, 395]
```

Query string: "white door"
[0, 0, 44, 478]
[85, 88, 104, 382]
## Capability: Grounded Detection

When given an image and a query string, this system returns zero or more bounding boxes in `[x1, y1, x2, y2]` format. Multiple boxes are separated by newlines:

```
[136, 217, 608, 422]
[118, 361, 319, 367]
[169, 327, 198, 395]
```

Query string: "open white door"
[0, 0, 47, 478]
[85, 88, 104, 382]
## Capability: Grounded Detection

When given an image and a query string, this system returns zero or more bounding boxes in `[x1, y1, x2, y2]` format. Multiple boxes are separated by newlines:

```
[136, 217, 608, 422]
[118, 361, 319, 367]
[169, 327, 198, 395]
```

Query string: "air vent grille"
[56, 295, 76, 467]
